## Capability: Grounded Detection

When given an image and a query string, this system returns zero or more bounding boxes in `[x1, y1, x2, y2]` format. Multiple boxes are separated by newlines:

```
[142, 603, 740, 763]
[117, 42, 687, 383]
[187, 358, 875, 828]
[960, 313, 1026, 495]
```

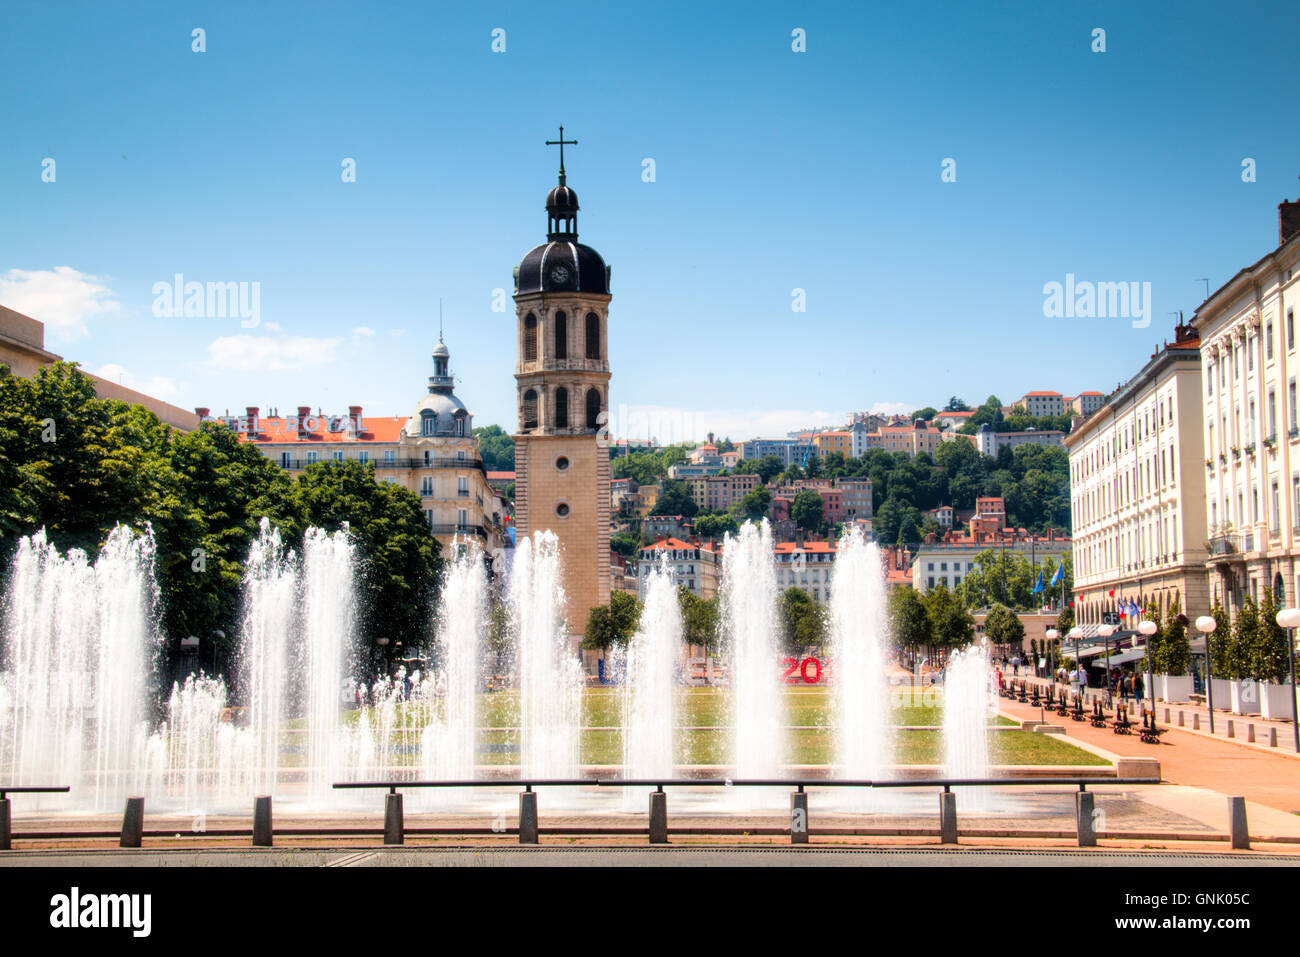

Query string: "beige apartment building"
[1065, 321, 1208, 626]
[1196, 199, 1300, 610]
[228, 336, 508, 565]
[636, 537, 720, 599]
[685, 472, 760, 511]
[1, 304, 199, 431]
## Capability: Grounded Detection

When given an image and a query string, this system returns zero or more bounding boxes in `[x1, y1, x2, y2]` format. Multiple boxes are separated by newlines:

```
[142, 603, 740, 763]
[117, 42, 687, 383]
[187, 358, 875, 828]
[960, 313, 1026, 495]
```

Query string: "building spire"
[546, 125, 577, 186]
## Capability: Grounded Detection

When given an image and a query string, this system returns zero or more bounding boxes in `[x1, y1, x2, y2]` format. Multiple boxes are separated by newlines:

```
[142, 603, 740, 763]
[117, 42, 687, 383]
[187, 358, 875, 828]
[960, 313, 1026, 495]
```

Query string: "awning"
[1092, 648, 1149, 667]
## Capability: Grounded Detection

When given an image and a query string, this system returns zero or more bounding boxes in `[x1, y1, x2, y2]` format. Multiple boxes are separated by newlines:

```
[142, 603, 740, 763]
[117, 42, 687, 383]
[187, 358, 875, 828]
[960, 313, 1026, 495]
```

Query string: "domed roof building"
[405, 335, 472, 438]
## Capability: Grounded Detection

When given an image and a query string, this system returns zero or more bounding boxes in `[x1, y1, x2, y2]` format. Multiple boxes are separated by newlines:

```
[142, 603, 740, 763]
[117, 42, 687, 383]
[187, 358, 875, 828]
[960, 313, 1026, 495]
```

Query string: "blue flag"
[1032, 571, 1044, 594]
[1050, 564, 1063, 587]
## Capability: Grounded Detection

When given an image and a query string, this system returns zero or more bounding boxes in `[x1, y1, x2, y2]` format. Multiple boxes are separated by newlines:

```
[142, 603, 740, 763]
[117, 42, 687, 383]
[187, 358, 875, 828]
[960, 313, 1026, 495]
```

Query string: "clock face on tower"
[549, 264, 571, 286]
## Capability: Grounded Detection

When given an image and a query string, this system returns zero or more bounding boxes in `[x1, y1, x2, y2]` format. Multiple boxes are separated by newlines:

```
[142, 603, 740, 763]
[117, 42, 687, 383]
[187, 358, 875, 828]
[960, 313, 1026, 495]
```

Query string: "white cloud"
[92, 363, 182, 400]
[206, 334, 343, 372]
[262, 321, 282, 332]
[608, 404, 845, 445]
[0, 266, 122, 342]
[352, 326, 375, 337]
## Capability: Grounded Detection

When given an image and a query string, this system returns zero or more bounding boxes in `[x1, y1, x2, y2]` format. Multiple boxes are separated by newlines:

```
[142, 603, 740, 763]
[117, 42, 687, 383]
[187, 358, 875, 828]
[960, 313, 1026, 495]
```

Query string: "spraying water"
[722, 520, 783, 788]
[942, 644, 994, 810]
[830, 526, 893, 787]
[511, 530, 581, 779]
[622, 554, 681, 797]
[298, 526, 356, 804]
[238, 519, 298, 796]
[420, 538, 487, 796]
[0, 526, 158, 810]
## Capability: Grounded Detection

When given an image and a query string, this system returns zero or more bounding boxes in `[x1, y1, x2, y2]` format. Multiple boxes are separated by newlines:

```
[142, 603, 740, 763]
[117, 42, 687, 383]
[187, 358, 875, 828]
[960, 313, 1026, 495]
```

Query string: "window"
[585, 312, 601, 360]
[421, 476, 433, 495]
[554, 311, 567, 359]
[523, 389, 538, 430]
[306, 451, 318, 464]
[1269, 389, 1277, 439]
[384, 450, 395, 463]
[333, 451, 344, 462]
[1268, 320, 1275, 360]
[585, 387, 601, 430]
[556, 503, 570, 517]
[359, 451, 369, 464]
[458, 509, 468, 528]
[281, 451, 291, 467]
[555, 387, 569, 429]
[458, 476, 468, 497]
[1290, 309, 1296, 352]
[523, 313, 537, 362]
[421, 410, 435, 436]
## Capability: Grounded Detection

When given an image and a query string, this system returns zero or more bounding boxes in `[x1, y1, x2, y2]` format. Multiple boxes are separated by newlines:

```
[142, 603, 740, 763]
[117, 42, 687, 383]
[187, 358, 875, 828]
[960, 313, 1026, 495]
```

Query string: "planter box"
[1209, 678, 1233, 708]
[1162, 675, 1194, 702]
[1259, 682, 1298, 721]
[1229, 680, 1262, 715]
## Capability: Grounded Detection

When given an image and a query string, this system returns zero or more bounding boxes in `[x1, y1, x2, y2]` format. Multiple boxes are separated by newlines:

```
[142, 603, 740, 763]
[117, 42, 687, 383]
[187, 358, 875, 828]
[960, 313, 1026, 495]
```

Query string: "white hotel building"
[1065, 323, 1209, 625]
[1195, 200, 1300, 610]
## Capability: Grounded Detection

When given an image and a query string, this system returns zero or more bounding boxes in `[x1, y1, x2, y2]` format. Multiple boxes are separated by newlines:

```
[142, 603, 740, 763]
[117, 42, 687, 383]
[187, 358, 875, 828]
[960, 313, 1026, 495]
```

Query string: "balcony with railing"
[280, 456, 485, 473]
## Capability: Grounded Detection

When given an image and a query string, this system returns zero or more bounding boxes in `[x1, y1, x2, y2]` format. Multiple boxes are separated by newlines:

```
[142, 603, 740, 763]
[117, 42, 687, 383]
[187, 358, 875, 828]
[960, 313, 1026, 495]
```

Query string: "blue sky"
[2, 0, 1298, 442]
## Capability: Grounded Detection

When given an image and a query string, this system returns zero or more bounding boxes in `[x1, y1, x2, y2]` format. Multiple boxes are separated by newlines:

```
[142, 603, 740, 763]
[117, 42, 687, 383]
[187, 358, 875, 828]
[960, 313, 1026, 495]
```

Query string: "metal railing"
[0, 785, 70, 850]
[333, 776, 1163, 848]
[0, 778, 1264, 853]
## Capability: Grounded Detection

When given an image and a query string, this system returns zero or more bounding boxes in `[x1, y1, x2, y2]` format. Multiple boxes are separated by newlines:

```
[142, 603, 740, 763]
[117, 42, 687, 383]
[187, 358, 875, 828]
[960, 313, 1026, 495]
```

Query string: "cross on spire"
[546, 125, 577, 185]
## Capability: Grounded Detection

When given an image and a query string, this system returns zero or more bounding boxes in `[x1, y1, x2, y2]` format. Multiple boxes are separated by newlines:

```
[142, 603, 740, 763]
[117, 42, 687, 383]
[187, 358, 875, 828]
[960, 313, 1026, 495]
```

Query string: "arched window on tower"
[524, 314, 537, 362]
[523, 389, 538, 431]
[555, 311, 567, 359]
[586, 387, 601, 431]
[555, 387, 569, 429]
[585, 312, 600, 360]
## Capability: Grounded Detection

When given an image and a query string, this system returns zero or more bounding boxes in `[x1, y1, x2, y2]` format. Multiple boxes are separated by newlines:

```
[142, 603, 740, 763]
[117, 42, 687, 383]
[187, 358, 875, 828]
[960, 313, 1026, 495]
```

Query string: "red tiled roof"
[487, 470, 516, 481]
[1022, 391, 1063, 397]
[773, 541, 837, 554]
[246, 415, 407, 443]
[642, 537, 716, 553]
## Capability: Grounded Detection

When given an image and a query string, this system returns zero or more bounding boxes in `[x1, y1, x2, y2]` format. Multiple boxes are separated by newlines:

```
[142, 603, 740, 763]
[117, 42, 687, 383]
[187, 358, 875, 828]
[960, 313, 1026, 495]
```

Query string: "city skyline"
[3, 1, 1298, 440]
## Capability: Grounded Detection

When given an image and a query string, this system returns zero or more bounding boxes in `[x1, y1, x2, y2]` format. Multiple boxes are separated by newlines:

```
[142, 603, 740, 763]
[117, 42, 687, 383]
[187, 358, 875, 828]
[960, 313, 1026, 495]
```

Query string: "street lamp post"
[1068, 625, 1082, 702]
[1046, 627, 1058, 682]
[1138, 619, 1158, 732]
[1275, 607, 1300, 753]
[1195, 615, 1218, 736]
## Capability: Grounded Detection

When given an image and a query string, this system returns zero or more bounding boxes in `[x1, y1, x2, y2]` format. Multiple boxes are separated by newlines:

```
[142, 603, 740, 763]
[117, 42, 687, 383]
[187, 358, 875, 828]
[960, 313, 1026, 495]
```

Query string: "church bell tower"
[512, 128, 612, 639]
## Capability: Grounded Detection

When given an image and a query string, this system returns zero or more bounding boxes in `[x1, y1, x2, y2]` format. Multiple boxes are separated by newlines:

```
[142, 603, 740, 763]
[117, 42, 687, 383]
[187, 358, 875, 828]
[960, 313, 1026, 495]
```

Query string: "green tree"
[650, 479, 698, 517]
[733, 486, 771, 522]
[678, 588, 721, 654]
[693, 511, 739, 540]
[1253, 586, 1291, 683]
[471, 424, 515, 470]
[735, 455, 783, 484]
[582, 591, 642, 654]
[983, 603, 1025, 649]
[292, 459, 444, 659]
[923, 584, 975, 648]
[790, 489, 824, 531]
[1160, 601, 1191, 677]
[889, 586, 931, 651]
[779, 587, 825, 653]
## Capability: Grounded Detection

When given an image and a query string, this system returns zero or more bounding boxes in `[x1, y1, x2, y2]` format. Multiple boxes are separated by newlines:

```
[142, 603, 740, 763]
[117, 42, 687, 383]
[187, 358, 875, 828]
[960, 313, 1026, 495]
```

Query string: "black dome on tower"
[515, 129, 610, 296]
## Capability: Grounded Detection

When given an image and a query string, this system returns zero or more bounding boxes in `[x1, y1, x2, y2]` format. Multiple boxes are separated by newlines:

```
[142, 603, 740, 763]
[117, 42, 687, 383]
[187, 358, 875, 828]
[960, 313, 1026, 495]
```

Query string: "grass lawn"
[305, 687, 1103, 767]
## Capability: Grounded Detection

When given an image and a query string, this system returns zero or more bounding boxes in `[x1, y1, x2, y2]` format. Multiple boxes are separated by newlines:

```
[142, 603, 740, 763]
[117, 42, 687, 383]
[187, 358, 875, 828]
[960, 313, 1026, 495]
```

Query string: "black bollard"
[519, 790, 538, 845]
[383, 792, 404, 845]
[939, 791, 958, 844]
[648, 790, 668, 845]
[120, 797, 144, 848]
[253, 796, 273, 847]
[790, 791, 809, 845]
